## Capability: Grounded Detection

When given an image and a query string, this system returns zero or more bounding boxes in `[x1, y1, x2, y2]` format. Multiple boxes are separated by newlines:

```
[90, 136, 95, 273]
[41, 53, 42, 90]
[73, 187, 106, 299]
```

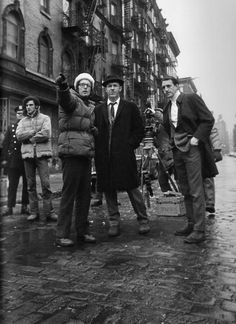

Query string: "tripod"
[139, 128, 179, 208]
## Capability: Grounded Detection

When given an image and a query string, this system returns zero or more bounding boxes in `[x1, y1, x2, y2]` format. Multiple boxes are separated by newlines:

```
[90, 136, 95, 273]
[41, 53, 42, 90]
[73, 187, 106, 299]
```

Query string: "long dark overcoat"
[163, 92, 218, 178]
[94, 99, 144, 192]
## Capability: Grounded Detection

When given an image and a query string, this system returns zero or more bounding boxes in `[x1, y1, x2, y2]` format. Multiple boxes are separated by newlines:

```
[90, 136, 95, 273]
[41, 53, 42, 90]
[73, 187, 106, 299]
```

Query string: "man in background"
[1, 106, 29, 216]
[16, 96, 57, 223]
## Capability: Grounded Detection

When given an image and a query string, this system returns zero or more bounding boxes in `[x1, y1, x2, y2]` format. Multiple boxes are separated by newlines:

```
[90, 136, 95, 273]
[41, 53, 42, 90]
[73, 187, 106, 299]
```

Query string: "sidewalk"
[1, 157, 236, 323]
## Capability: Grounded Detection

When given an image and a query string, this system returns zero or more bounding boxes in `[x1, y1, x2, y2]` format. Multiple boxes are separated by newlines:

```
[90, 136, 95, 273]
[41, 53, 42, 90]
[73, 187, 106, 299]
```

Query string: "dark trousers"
[7, 168, 29, 208]
[173, 146, 206, 232]
[56, 157, 91, 238]
[104, 188, 148, 226]
[24, 157, 53, 217]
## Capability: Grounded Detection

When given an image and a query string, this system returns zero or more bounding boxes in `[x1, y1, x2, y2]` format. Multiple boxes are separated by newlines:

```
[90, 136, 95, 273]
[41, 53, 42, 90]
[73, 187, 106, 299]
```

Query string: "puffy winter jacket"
[16, 112, 52, 159]
[57, 88, 95, 158]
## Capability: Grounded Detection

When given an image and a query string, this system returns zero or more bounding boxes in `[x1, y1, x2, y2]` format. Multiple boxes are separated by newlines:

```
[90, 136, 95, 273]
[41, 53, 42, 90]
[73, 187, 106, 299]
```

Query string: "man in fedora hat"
[94, 75, 150, 237]
[1, 106, 29, 216]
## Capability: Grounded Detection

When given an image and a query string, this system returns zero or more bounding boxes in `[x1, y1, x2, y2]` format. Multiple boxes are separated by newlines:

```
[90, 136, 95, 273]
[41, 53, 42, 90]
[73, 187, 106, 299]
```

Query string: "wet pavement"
[1, 156, 236, 324]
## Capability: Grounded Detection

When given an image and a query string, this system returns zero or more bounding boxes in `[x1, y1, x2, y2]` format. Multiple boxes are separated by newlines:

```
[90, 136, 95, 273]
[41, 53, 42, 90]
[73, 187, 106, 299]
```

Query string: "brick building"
[0, 0, 180, 157]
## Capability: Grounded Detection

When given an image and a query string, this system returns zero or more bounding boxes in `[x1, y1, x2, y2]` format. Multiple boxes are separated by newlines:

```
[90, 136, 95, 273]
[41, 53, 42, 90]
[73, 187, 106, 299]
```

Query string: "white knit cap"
[74, 73, 95, 89]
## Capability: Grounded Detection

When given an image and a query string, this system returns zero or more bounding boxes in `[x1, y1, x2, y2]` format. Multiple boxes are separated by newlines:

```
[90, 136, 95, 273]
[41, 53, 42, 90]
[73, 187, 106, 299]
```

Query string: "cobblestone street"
[1, 156, 236, 323]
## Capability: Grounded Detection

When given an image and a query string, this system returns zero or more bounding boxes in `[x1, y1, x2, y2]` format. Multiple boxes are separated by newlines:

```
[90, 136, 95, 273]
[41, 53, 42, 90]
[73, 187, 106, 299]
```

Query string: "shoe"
[175, 223, 194, 236]
[56, 238, 74, 247]
[91, 200, 102, 207]
[108, 225, 120, 237]
[2, 207, 13, 216]
[206, 211, 215, 218]
[139, 223, 150, 235]
[21, 205, 30, 215]
[77, 234, 96, 243]
[47, 212, 58, 221]
[206, 207, 215, 218]
[184, 231, 205, 244]
[206, 206, 215, 213]
[27, 213, 39, 221]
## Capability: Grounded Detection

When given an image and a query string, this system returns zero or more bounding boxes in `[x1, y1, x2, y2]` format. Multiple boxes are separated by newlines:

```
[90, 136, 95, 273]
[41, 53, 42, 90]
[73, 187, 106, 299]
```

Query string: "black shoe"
[27, 213, 39, 221]
[56, 238, 74, 247]
[184, 231, 205, 244]
[91, 200, 102, 207]
[206, 206, 215, 213]
[77, 234, 96, 243]
[139, 223, 150, 235]
[2, 207, 13, 216]
[175, 223, 194, 236]
[108, 225, 120, 237]
[206, 207, 215, 218]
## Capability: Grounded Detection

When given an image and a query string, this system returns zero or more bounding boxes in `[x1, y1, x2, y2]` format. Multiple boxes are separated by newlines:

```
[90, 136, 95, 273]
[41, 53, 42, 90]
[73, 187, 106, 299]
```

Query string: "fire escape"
[130, 0, 150, 107]
[62, 0, 102, 82]
[123, 0, 134, 100]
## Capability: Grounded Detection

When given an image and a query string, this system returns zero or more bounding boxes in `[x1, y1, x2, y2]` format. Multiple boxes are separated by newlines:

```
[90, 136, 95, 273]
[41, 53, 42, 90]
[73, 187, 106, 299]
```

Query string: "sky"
[157, 0, 236, 132]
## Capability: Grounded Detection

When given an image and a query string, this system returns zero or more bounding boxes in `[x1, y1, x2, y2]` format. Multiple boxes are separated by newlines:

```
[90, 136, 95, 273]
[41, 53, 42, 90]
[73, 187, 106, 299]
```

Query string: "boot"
[184, 231, 205, 244]
[175, 223, 194, 236]
[108, 224, 120, 237]
[21, 204, 30, 215]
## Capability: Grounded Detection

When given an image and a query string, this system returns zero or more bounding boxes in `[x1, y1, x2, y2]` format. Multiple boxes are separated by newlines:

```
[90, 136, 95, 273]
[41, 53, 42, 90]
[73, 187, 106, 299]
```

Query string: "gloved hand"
[214, 149, 223, 162]
[55, 73, 68, 90]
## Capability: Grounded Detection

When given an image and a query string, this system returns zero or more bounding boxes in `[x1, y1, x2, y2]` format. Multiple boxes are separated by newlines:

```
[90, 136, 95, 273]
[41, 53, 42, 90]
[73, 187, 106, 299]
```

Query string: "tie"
[110, 102, 116, 119]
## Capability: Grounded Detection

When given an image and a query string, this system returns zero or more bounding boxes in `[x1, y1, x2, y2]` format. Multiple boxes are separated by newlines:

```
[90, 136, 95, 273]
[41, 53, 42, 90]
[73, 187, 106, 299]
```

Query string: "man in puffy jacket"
[55, 73, 97, 247]
[16, 96, 57, 222]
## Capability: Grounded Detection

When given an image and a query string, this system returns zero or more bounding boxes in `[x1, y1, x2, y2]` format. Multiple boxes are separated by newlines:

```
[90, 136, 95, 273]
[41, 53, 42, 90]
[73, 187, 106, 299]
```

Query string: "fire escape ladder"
[124, 0, 133, 99]
[84, 0, 99, 32]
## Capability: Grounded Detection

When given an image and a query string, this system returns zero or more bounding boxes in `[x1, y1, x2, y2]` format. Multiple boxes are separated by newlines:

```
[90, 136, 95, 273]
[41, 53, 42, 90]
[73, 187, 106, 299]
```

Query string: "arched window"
[62, 49, 75, 86]
[2, 4, 25, 63]
[38, 28, 53, 77]
[6, 14, 18, 59]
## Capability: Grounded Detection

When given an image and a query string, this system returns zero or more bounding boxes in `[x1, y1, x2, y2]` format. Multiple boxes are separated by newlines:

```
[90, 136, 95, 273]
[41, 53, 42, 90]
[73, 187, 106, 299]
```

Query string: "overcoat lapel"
[102, 103, 109, 125]
[115, 99, 125, 121]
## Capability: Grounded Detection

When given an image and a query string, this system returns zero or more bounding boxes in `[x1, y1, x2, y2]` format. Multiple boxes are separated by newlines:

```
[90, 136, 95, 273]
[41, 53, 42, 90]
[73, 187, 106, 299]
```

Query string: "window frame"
[38, 28, 53, 77]
[1, 4, 25, 64]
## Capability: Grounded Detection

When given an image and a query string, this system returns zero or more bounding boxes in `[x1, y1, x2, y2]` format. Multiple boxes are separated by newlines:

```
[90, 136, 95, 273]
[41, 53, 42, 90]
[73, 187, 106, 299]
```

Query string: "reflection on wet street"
[1, 156, 236, 323]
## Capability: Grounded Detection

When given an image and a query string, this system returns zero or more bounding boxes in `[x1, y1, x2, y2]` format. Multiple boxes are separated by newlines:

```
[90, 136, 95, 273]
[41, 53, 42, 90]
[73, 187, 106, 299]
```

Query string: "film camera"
[143, 102, 161, 150]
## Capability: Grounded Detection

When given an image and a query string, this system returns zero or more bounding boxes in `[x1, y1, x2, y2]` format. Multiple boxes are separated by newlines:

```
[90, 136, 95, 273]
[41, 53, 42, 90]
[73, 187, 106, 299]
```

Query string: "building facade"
[0, 0, 180, 156]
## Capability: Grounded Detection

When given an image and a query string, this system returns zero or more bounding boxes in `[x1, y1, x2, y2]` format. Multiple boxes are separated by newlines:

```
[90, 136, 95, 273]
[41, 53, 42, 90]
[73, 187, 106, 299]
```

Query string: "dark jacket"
[2, 121, 24, 170]
[94, 99, 144, 191]
[163, 93, 218, 178]
[57, 88, 95, 158]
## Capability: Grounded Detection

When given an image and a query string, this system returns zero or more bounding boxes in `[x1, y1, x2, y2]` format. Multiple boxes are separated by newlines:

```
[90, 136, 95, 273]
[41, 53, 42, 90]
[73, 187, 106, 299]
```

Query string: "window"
[41, 0, 50, 14]
[112, 42, 118, 55]
[38, 29, 53, 77]
[6, 14, 18, 59]
[2, 5, 25, 63]
[111, 3, 117, 16]
[39, 37, 48, 75]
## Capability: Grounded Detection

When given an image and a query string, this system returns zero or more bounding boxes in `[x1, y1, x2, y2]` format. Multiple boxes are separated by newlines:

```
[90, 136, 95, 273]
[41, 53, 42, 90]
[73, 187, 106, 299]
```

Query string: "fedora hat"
[102, 75, 124, 87]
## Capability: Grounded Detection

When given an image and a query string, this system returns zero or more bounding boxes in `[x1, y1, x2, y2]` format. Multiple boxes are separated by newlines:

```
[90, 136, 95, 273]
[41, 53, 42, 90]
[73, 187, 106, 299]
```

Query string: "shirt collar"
[107, 97, 120, 106]
[171, 90, 181, 104]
